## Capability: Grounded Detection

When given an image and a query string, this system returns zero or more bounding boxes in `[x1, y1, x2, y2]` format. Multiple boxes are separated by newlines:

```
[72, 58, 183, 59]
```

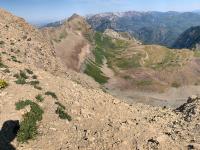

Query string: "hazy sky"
[0, 0, 200, 24]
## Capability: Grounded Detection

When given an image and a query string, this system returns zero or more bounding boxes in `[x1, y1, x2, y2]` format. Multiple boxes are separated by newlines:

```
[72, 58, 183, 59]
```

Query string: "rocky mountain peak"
[41, 13, 93, 71]
[68, 13, 83, 21]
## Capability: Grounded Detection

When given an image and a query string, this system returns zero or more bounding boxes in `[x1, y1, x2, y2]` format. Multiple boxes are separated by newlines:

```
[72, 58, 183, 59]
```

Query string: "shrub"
[19, 70, 28, 79]
[11, 55, 21, 63]
[55, 101, 71, 121]
[14, 70, 40, 86]
[3, 68, 10, 73]
[0, 62, 8, 68]
[32, 75, 37, 79]
[15, 77, 26, 85]
[14, 70, 28, 84]
[29, 80, 39, 86]
[25, 69, 33, 74]
[45, 91, 58, 100]
[34, 85, 42, 90]
[11, 56, 17, 62]
[171, 81, 181, 88]
[13, 73, 20, 78]
[35, 94, 44, 102]
[1, 51, 7, 54]
[15, 100, 33, 110]
[15, 100, 44, 143]
[0, 41, 5, 45]
[56, 107, 72, 121]
[55, 102, 66, 109]
[0, 79, 8, 89]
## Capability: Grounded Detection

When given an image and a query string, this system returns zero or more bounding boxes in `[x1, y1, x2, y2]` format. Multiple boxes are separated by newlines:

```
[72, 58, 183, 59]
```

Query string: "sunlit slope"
[41, 14, 94, 71]
[85, 31, 200, 92]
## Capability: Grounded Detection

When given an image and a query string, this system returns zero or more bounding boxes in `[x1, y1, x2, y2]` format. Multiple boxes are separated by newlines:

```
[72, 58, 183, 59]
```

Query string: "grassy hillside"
[84, 32, 130, 83]
[84, 31, 199, 92]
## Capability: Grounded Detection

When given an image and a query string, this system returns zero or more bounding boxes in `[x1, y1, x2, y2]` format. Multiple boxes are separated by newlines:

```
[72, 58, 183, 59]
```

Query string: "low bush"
[35, 94, 44, 102]
[0, 62, 8, 68]
[55, 102, 66, 109]
[0, 79, 8, 89]
[11, 56, 21, 63]
[0, 41, 5, 45]
[56, 107, 72, 121]
[14, 71, 28, 84]
[171, 81, 181, 88]
[14, 70, 41, 88]
[45, 91, 58, 100]
[15, 100, 44, 143]
[25, 69, 33, 74]
[3, 68, 10, 73]
[32, 75, 37, 79]
[34, 85, 42, 90]
[29, 80, 39, 86]
[19, 70, 28, 79]
[55, 101, 71, 121]
[15, 77, 26, 85]
[15, 100, 33, 110]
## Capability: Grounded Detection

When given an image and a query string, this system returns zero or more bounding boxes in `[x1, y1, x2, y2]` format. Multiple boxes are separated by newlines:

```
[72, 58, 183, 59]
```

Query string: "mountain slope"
[87, 11, 200, 46]
[41, 14, 93, 71]
[1, 8, 200, 150]
[83, 30, 200, 107]
[173, 26, 200, 49]
[0, 8, 64, 73]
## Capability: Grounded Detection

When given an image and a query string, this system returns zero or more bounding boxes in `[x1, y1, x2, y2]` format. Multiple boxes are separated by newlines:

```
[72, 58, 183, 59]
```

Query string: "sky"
[0, 0, 200, 24]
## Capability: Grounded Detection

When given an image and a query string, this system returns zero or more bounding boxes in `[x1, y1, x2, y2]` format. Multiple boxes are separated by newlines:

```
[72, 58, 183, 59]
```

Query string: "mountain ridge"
[173, 26, 200, 49]
[41, 14, 93, 71]
[87, 11, 200, 47]
[41, 13, 200, 107]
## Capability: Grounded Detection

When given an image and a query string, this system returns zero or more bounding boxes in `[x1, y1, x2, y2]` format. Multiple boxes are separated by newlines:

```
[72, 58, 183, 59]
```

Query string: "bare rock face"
[103, 29, 141, 44]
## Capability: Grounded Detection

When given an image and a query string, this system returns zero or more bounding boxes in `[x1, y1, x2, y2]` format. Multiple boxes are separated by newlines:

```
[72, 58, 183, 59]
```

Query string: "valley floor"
[101, 55, 197, 108]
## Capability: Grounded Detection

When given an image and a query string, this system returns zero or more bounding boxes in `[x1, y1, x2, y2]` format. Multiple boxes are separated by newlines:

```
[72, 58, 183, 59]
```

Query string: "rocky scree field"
[1, 8, 200, 150]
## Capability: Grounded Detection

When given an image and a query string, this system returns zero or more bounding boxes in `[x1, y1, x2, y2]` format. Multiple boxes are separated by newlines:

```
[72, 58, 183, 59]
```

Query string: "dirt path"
[101, 58, 115, 78]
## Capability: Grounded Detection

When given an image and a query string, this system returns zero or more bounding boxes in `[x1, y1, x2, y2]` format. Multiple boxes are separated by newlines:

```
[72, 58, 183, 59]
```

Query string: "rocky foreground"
[0, 8, 200, 150]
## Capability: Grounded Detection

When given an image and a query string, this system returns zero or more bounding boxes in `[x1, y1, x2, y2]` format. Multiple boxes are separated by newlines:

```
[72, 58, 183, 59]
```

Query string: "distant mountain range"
[40, 20, 65, 28]
[194, 10, 200, 14]
[173, 26, 200, 49]
[86, 11, 200, 47]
